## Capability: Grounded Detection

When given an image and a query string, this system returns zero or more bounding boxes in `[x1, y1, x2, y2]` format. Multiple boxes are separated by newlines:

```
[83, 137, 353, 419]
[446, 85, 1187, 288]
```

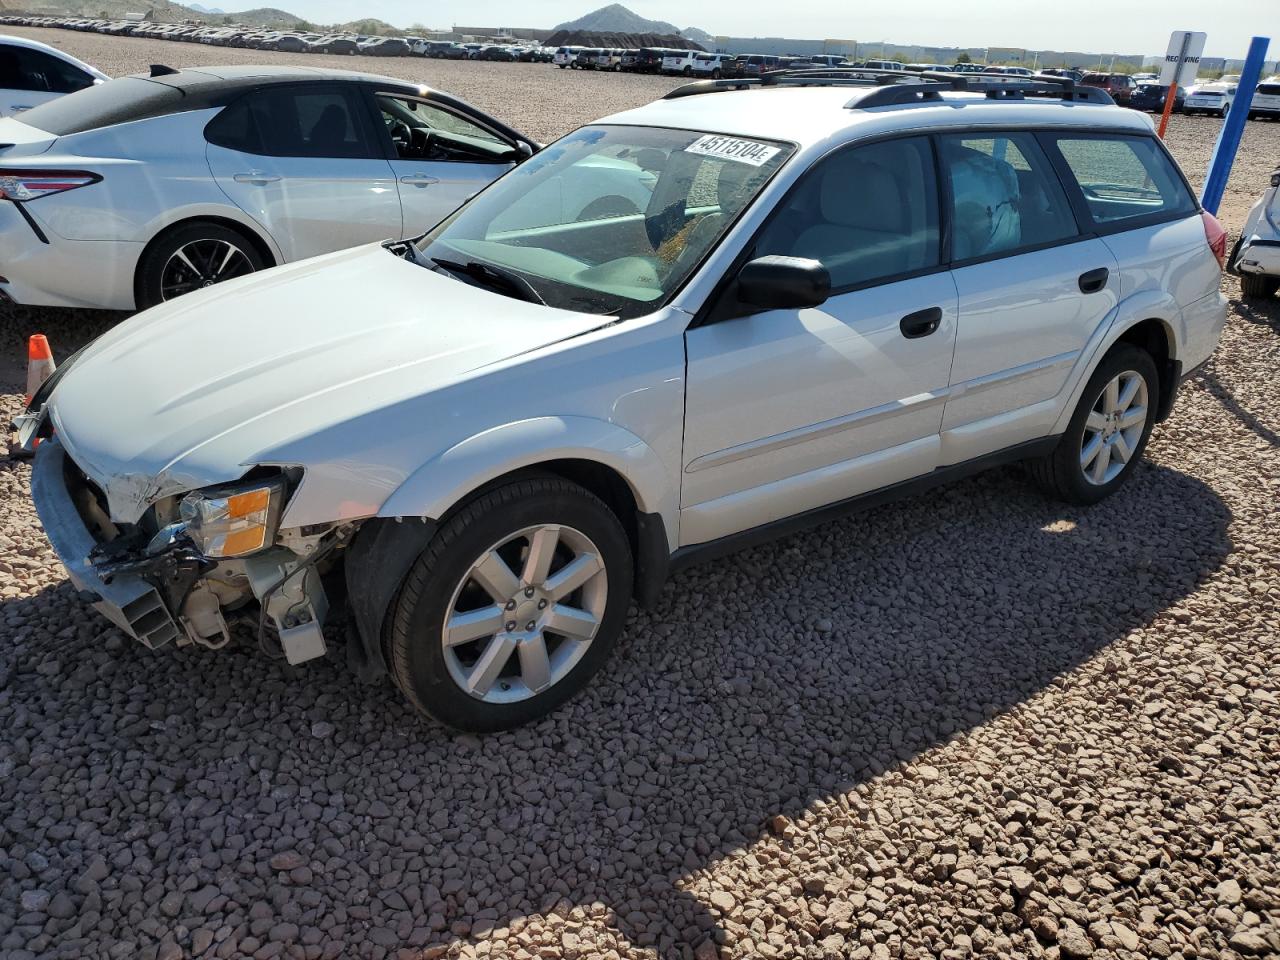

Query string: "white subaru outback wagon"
[25, 72, 1229, 731]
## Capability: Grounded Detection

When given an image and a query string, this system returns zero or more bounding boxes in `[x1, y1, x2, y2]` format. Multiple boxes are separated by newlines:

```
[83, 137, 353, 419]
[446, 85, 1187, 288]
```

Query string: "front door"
[370, 91, 518, 237]
[681, 136, 958, 546]
[205, 83, 401, 262]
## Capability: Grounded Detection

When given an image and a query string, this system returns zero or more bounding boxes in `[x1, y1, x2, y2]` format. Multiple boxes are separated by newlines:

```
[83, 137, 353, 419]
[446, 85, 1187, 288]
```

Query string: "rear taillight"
[1201, 210, 1227, 269]
[0, 169, 101, 202]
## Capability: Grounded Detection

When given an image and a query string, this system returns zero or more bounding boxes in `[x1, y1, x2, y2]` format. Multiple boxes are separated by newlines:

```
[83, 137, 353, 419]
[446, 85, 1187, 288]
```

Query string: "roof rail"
[662, 67, 1115, 107]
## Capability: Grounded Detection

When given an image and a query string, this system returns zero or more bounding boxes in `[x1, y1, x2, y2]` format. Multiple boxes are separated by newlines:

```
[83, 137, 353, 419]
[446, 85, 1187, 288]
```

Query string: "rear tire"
[387, 477, 634, 732]
[1028, 345, 1158, 506]
[1241, 273, 1280, 299]
[136, 221, 265, 310]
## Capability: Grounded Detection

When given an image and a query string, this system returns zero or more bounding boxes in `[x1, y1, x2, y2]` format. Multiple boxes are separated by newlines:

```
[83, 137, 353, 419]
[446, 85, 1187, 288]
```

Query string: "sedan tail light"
[1201, 210, 1227, 269]
[0, 169, 101, 202]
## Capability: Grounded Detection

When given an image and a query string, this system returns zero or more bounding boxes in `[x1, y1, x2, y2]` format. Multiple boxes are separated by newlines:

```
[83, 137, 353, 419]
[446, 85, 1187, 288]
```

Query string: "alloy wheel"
[1080, 370, 1148, 485]
[160, 238, 256, 301]
[441, 523, 608, 703]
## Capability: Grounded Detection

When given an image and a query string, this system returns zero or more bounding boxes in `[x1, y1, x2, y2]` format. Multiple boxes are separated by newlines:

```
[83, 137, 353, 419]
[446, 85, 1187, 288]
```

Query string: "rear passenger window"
[753, 137, 940, 289]
[206, 86, 372, 159]
[940, 133, 1078, 261]
[1052, 136, 1196, 226]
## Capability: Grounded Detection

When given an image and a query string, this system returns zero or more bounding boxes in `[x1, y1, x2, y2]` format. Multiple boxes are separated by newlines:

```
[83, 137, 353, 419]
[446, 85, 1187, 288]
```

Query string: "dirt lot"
[0, 26, 1278, 960]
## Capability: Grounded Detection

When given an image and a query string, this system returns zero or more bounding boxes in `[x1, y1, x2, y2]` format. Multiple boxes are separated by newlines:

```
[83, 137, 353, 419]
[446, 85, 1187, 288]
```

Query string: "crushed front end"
[30, 437, 348, 664]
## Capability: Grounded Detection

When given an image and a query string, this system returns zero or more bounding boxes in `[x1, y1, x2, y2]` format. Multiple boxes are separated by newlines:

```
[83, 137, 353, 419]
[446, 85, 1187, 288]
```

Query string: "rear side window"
[1051, 135, 1197, 226]
[207, 86, 373, 159]
[12, 76, 179, 135]
[940, 133, 1078, 261]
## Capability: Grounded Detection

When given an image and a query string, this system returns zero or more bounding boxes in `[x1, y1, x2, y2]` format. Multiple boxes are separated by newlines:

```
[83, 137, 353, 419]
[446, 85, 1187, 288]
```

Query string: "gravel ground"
[1, 27, 1279, 960]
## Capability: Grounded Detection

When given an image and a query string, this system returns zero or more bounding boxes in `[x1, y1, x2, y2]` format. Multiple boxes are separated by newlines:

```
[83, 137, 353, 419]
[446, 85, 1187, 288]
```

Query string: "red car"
[1080, 73, 1137, 104]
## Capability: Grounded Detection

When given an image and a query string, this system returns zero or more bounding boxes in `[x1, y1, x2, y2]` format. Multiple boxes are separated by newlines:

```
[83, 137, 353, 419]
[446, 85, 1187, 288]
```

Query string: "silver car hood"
[49, 244, 611, 522]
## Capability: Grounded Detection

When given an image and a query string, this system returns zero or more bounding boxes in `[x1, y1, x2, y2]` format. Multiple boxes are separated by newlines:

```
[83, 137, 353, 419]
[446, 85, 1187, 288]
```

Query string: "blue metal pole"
[1201, 36, 1271, 215]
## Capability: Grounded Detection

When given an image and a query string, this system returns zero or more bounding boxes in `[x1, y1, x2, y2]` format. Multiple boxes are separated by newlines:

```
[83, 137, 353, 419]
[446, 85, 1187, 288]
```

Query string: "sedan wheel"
[160, 238, 256, 301]
[137, 222, 266, 309]
[1079, 371, 1148, 486]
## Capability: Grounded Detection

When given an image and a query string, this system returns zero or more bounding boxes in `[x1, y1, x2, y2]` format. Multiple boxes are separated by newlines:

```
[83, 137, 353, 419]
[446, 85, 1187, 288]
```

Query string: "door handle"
[900, 306, 943, 339]
[1078, 267, 1110, 294]
[399, 174, 440, 187]
[233, 172, 281, 185]
[11, 105, 32, 112]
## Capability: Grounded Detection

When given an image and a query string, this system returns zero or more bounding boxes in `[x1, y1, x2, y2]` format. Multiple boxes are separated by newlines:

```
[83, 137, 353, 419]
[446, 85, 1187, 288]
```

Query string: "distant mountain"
[554, 4, 709, 43]
[188, 3, 226, 12]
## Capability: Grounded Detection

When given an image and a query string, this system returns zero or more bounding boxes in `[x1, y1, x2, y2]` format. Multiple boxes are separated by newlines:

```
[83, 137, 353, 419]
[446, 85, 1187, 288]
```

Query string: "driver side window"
[376, 94, 508, 162]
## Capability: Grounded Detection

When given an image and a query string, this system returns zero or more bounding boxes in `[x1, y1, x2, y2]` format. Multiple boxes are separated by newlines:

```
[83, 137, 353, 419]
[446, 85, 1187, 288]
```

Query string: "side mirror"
[736, 255, 831, 311]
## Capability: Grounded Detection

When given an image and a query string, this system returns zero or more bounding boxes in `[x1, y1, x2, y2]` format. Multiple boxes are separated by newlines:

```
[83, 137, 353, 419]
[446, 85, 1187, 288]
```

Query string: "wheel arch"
[1114, 316, 1178, 421]
[133, 214, 278, 308]
[1053, 294, 1182, 435]
[345, 441, 675, 680]
[374, 416, 678, 605]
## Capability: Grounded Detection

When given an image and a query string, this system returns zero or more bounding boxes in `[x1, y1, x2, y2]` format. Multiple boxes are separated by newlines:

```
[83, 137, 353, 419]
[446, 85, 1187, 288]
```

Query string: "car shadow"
[0, 456, 1232, 958]
[1193, 292, 1280, 447]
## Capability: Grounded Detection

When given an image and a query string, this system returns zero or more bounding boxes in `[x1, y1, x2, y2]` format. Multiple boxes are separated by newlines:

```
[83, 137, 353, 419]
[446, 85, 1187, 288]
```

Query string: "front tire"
[136, 221, 264, 310]
[1028, 345, 1158, 505]
[387, 477, 634, 732]
[1241, 273, 1280, 299]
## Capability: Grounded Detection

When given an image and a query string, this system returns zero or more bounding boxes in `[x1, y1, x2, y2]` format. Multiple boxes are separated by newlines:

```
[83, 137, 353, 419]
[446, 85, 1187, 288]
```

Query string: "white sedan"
[0, 65, 539, 309]
[0, 34, 107, 116]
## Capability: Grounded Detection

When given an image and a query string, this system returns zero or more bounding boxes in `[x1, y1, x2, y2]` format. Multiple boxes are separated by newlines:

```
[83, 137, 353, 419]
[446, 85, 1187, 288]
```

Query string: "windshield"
[414, 125, 794, 318]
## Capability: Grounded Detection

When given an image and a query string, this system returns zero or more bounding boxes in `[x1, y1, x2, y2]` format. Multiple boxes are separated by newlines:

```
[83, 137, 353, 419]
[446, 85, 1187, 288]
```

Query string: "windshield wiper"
[429, 257, 547, 306]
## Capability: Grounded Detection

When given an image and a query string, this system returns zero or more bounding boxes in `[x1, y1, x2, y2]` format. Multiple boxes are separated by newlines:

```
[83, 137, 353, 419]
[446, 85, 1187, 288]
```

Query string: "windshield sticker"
[685, 135, 781, 167]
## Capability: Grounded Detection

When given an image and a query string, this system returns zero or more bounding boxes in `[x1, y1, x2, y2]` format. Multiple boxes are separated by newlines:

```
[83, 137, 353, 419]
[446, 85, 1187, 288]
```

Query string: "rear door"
[1048, 131, 1211, 312]
[365, 90, 519, 237]
[0, 45, 96, 116]
[940, 131, 1119, 462]
[205, 82, 401, 262]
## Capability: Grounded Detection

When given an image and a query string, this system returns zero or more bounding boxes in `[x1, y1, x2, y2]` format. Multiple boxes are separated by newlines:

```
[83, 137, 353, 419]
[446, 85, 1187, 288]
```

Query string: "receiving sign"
[1159, 30, 1207, 87]
[685, 135, 781, 167]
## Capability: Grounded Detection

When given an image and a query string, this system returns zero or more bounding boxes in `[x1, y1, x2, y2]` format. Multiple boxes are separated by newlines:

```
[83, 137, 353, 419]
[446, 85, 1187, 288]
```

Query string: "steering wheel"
[387, 118, 412, 153]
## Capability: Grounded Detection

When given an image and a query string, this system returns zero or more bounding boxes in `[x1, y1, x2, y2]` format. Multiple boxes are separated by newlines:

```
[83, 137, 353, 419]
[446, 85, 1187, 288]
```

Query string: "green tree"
[956, 51, 972, 64]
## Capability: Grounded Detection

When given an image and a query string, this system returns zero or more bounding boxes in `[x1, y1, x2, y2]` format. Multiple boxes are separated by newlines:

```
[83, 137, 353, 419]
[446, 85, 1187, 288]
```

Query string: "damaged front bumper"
[31, 437, 335, 663]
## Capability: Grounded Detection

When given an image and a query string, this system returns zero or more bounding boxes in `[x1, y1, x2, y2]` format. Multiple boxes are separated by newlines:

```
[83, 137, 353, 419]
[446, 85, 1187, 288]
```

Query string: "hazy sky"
[276, 1, 1270, 56]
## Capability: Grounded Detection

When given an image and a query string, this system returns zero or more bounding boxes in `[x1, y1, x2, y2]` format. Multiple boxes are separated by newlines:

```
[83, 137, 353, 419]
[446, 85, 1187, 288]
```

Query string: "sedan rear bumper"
[0, 202, 140, 309]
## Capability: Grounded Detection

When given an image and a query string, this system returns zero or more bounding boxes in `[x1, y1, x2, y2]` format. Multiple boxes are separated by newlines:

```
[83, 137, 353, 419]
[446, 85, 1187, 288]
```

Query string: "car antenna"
[149, 64, 180, 77]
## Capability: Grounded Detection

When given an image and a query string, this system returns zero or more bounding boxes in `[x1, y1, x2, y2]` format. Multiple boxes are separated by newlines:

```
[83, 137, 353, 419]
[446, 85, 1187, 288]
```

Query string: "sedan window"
[375, 94, 514, 164]
[206, 86, 373, 160]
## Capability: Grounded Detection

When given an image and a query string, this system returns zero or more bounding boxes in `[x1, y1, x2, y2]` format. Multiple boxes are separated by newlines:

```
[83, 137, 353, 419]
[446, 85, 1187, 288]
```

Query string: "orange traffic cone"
[25, 334, 55, 405]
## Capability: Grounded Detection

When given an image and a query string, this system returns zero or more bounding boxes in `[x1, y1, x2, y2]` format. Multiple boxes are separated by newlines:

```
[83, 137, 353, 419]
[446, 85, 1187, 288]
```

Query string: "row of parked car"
[0, 14, 557, 61]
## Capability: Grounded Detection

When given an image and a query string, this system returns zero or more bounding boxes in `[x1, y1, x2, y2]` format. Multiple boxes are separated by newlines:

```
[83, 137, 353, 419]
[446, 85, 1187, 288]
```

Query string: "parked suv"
[25, 74, 1227, 732]
[690, 53, 733, 79]
[1081, 72, 1136, 104]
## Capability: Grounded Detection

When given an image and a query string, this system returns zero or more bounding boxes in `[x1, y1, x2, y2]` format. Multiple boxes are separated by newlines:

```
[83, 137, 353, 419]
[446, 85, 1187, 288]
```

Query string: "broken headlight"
[180, 477, 285, 558]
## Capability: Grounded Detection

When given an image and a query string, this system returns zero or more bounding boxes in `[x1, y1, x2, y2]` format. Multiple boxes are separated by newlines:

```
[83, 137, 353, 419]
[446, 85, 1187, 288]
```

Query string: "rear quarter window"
[1050, 135, 1197, 227]
[12, 76, 181, 136]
